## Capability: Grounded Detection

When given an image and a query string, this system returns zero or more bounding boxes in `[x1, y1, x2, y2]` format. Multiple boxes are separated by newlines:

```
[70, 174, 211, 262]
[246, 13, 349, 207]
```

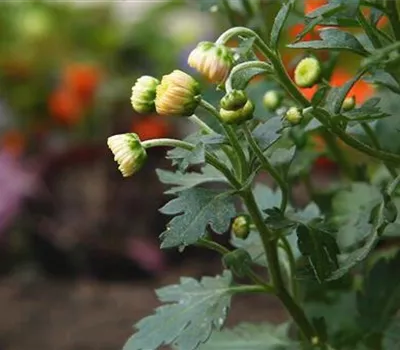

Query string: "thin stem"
[142, 138, 241, 188]
[241, 0, 254, 16]
[197, 238, 230, 255]
[357, 9, 382, 48]
[242, 190, 316, 342]
[199, 99, 248, 181]
[321, 129, 355, 179]
[279, 237, 299, 302]
[225, 61, 271, 92]
[386, 0, 400, 42]
[361, 123, 397, 177]
[243, 124, 289, 212]
[222, 0, 239, 26]
[313, 108, 400, 164]
[189, 115, 215, 134]
[230, 284, 272, 294]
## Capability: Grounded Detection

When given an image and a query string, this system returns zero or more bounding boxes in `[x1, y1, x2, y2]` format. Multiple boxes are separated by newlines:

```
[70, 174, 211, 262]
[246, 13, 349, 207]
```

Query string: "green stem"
[279, 236, 299, 301]
[189, 115, 215, 134]
[321, 129, 355, 179]
[357, 9, 382, 48]
[197, 238, 230, 255]
[242, 124, 289, 212]
[241, 0, 254, 16]
[242, 190, 316, 342]
[142, 138, 241, 188]
[199, 99, 248, 181]
[386, 0, 400, 41]
[312, 108, 400, 164]
[230, 284, 271, 294]
[225, 61, 272, 92]
[222, 0, 239, 26]
[361, 123, 397, 177]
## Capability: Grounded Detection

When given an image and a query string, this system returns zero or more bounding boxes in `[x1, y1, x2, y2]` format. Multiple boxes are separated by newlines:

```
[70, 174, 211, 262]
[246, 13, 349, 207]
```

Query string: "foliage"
[108, 0, 400, 349]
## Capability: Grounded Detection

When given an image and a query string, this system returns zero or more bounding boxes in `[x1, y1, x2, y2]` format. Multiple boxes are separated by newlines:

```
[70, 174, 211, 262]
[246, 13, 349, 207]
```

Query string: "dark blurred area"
[0, 1, 227, 349]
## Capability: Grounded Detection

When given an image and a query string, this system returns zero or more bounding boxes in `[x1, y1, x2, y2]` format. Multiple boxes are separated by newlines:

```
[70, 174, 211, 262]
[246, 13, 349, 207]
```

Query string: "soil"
[0, 262, 286, 350]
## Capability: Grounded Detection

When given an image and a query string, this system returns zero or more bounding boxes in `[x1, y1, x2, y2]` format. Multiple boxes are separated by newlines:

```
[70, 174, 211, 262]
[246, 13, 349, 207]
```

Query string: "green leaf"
[287, 28, 369, 56]
[311, 85, 329, 106]
[156, 165, 228, 194]
[383, 318, 400, 350]
[270, 2, 291, 49]
[235, 37, 257, 62]
[332, 183, 381, 249]
[325, 70, 366, 114]
[306, 2, 344, 19]
[197, 322, 296, 350]
[343, 97, 389, 124]
[357, 252, 400, 333]
[230, 64, 271, 90]
[252, 183, 282, 213]
[364, 70, 400, 94]
[268, 146, 296, 168]
[124, 271, 233, 350]
[252, 117, 283, 150]
[159, 188, 236, 248]
[297, 224, 340, 282]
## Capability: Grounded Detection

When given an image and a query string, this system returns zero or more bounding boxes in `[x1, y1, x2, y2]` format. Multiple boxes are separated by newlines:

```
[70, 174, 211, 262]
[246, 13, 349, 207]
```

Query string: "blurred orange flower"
[63, 63, 101, 104]
[2, 130, 25, 156]
[131, 116, 170, 141]
[48, 88, 82, 126]
[305, 0, 327, 15]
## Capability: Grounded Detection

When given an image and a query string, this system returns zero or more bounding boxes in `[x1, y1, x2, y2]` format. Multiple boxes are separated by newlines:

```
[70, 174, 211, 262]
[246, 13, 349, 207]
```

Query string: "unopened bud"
[232, 215, 251, 239]
[131, 76, 160, 114]
[342, 96, 356, 111]
[263, 90, 283, 111]
[188, 41, 234, 84]
[294, 57, 321, 88]
[107, 133, 147, 177]
[155, 70, 200, 117]
[285, 107, 302, 125]
[219, 90, 254, 124]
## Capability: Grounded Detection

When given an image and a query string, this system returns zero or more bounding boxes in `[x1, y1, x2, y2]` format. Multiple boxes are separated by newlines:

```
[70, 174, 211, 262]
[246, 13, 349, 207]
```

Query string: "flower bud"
[130, 76, 160, 114]
[263, 90, 283, 111]
[231, 215, 251, 239]
[155, 70, 200, 117]
[188, 41, 234, 84]
[342, 96, 356, 111]
[285, 107, 302, 125]
[219, 90, 254, 124]
[294, 57, 321, 88]
[107, 133, 147, 177]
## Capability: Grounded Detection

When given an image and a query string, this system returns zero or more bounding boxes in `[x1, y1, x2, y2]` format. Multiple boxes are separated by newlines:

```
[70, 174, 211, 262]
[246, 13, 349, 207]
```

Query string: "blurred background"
[0, 1, 397, 349]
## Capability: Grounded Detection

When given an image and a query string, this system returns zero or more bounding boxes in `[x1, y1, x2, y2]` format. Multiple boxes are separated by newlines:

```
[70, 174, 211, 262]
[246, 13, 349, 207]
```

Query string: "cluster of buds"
[219, 90, 254, 124]
[188, 41, 234, 84]
[107, 133, 147, 177]
[294, 56, 321, 88]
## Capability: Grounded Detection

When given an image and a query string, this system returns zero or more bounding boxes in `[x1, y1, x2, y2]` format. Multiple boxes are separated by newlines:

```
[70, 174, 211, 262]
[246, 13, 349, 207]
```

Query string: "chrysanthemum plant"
[108, 1, 400, 349]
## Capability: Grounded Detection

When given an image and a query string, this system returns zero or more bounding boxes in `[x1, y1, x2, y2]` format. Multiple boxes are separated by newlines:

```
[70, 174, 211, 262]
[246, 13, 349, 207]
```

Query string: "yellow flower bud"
[263, 90, 283, 111]
[342, 96, 356, 111]
[294, 57, 321, 88]
[188, 41, 233, 84]
[285, 107, 302, 125]
[219, 90, 254, 124]
[107, 133, 147, 177]
[130, 76, 160, 114]
[155, 70, 200, 117]
[232, 215, 251, 239]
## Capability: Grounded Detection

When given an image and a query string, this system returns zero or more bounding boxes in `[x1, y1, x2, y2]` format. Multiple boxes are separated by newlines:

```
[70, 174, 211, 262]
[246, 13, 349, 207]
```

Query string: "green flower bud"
[231, 215, 251, 239]
[131, 75, 160, 114]
[155, 70, 200, 117]
[285, 107, 302, 125]
[342, 96, 356, 111]
[263, 90, 283, 111]
[107, 133, 147, 177]
[219, 90, 254, 124]
[188, 41, 234, 84]
[294, 57, 321, 88]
